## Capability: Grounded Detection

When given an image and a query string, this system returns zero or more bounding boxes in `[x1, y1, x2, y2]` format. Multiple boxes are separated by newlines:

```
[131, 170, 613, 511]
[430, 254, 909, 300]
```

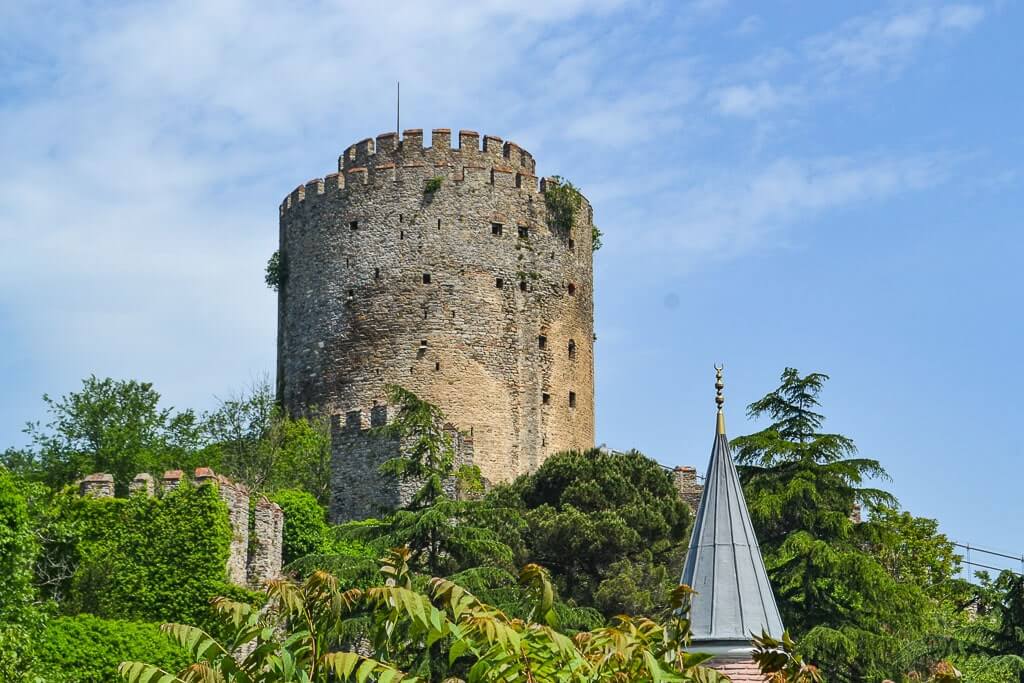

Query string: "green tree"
[338, 498, 519, 578]
[962, 570, 1024, 681]
[864, 507, 967, 604]
[373, 384, 480, 509]
[204, 378, 332, 504]
[486, 448, 691, 617]
[732, 368, 938, 681]
[22, 376, 204, 491]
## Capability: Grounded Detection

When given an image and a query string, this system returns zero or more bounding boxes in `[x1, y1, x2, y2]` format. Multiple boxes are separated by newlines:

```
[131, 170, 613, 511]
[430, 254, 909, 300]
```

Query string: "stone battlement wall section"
[329, 404, 474, 522]
[278, 128, 595, 495]
[78, 469, 283, 588]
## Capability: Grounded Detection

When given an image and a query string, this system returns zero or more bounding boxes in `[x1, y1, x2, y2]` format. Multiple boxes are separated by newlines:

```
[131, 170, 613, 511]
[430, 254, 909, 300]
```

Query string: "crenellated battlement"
[280, 129, 544, 217]
[76, 468, 282, 588]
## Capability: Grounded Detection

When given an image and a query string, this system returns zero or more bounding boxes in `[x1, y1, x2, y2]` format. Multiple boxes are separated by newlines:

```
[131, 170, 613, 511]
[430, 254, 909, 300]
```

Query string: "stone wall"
[277, 128, 595, 490]
[75, 468, 283, 588]
[672, 466, 704, 512]
[330, 404, 475, 522]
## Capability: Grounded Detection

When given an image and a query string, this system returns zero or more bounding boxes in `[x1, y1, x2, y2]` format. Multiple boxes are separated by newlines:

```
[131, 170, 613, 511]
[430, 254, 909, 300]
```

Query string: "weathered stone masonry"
[277, 129, 596, 521]
[330, 405, 475, 521]
[78, 468, 283, 588]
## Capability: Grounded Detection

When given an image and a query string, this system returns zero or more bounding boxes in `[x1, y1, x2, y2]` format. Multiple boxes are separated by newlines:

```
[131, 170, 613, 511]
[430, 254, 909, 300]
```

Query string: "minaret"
[680, 366, 784, 677]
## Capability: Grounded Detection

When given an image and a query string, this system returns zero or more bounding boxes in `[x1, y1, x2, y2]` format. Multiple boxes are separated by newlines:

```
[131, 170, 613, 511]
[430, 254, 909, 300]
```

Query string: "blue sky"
[1, 1, 1021, 563]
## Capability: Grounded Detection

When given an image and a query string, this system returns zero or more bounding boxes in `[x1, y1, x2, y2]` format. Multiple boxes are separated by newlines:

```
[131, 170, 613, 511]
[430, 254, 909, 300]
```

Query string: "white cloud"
[710, 82, 797, 118]
[808, 4, 987, 78]
[608, 154, 950, 264]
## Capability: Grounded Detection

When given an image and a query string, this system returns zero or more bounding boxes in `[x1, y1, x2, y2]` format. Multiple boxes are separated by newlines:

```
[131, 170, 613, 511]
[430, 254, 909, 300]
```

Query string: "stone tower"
[277, 128, 595, 517]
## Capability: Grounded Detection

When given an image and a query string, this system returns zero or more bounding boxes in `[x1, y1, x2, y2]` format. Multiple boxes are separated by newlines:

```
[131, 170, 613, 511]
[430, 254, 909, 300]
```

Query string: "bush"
[269, 489, 331, 564]
[0, 468, 38, 623]
[35, 614, 186, 683]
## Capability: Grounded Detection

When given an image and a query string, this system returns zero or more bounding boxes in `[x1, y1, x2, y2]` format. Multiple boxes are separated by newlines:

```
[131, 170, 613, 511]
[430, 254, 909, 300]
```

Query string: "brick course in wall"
[277, 129, 595, 510]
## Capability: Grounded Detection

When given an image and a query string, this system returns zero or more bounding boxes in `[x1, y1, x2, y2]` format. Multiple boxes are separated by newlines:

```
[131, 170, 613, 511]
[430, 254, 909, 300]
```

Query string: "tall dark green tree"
[487, 448, 692, 617]
[372, 384, 481, 509]
[731, 368, 933, 681]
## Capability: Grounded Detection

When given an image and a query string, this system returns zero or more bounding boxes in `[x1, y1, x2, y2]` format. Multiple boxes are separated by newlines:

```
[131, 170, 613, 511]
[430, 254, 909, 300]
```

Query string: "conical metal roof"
[680, 367, 784, 644]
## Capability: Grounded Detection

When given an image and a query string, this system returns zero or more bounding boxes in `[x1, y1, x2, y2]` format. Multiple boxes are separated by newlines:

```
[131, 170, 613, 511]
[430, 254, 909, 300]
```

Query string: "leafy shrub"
[424, 175, 443, 194]
[0, 468, 38, 623]
[269, 489, 331, 564]
[35, 614, 187, 683]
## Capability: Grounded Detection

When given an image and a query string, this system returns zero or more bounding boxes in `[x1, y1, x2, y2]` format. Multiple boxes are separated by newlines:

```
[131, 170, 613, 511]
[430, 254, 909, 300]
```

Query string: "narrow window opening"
[568, 238, 575, 251]
[349, 220, 358, 231]
[418, 340, 427, 358]
[569, 391, 577, 408]
[374, 268, 380, 280]
[400, 230, 405, 240]
[422, 273, 431, 284]
[520, 280, 528, 292]
[399, 213, 404, 223]
[345, 256, 351, 267]
[542, 393, 550, 405]
[495, 277, 504, 289]
[518, 225, 530, 239]
[434, 361, 441, 371]
[451, 310, 456, 319]
[347, 289, 354, 300]
[567, 283, 576, 296]
[568, 339, 576, 359]
[437, 219, 442, 229]
[538, 335, 547, 349]
[491, 222, 503, 236]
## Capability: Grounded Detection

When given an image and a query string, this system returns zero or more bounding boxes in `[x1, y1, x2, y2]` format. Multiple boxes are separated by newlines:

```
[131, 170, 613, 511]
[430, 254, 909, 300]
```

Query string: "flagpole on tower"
[396, 81, 400, 135]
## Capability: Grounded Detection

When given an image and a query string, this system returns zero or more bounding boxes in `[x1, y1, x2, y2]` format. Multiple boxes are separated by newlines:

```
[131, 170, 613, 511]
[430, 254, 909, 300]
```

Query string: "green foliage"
[961, 570, 1024, 680]
[864, 506, 967, 604]
[544, 175, 602, 251]
[752, 630, 823, 682]
[339, 498, 520, 578]
[42, 482, 257, 631]
[374, 384, 462, 509]
[424, 175, 443, 194]
[265, 249, 286, 291]
[21, 376, 204, 492]
[269, 489, 331, 564]
[204, 378, 332, 504]
[732, 368, 950, 681]
[35, 615, 187, 683]
[487, 448, 691, 616]
[0, 468, 39, 624]
[119, 553, 729, 682]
